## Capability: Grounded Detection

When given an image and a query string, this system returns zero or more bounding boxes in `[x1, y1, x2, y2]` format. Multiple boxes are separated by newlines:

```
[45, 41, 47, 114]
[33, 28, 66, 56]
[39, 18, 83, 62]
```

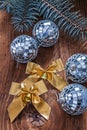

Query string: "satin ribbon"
[8, 79, 51, 122]
[26, 59, 67, 91]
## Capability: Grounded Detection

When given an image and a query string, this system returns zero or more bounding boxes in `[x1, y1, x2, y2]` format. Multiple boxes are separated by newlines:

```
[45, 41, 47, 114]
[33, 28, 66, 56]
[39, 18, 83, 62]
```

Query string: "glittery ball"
[32, 20, 59, 47]
[58, 84, 87, 115]
[65, 54, 87, 83]
[10, 35, 38, 63]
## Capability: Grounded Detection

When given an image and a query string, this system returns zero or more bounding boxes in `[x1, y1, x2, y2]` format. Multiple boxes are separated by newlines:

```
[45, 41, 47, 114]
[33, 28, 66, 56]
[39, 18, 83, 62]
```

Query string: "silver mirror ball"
[32, 20, 59, 47]
[58, 84, 87, 115]
[10, 35, 38, 63]
[65, 54, 87, 83]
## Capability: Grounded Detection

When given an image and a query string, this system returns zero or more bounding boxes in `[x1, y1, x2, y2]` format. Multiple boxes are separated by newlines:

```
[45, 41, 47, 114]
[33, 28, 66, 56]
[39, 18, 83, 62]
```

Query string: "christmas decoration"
[10, 35, 38, 63]
[58, 83, 87, 115]
[0, 0, 87, 40]
[25, 59, 67, 91]
[65, 53, 87, 83]
[8, 79, 51, 122]
[32, 20, 59, 47]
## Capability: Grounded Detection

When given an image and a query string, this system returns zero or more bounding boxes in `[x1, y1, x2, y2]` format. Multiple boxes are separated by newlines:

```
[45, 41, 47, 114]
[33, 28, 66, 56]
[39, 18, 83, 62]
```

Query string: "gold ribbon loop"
[8, 80, 51, 122]
[26, 59, 67, 91]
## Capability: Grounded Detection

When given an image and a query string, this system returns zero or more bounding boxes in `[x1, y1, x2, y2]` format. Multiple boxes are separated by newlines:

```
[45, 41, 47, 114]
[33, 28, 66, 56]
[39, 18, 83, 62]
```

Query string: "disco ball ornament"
[10, 35, 38, 63]
[32, 20, 59, 47]
[65, 54, 87, 83]
[58, 83, 87, 115]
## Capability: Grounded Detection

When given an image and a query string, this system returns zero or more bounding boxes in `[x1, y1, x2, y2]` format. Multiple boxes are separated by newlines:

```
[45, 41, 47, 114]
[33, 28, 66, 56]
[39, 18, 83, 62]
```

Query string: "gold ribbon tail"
[47, 73, 67, 91]
[33, 97, 51, 120]
[7, 97, 26, 122]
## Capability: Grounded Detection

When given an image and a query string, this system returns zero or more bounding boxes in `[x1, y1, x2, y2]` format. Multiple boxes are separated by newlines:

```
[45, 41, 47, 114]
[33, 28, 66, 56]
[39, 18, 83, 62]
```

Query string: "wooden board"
[0, 0, 87, 130]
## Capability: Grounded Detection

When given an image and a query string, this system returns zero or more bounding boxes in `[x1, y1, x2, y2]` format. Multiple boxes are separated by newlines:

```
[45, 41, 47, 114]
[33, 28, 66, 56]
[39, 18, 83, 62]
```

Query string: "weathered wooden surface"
[0, 1, 87, 130]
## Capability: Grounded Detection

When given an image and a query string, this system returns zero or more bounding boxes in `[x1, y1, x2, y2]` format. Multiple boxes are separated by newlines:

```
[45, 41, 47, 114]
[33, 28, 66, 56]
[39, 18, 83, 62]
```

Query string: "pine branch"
[39, 0, 87, 40]
[0, 0, 14, 13]
[11, 0, 39, 32]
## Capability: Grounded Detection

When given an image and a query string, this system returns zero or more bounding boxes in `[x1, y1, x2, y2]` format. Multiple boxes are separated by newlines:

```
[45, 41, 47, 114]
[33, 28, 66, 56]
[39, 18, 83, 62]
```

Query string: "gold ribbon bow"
[7, 79, 51, 122]
[26, 59, 67, 91]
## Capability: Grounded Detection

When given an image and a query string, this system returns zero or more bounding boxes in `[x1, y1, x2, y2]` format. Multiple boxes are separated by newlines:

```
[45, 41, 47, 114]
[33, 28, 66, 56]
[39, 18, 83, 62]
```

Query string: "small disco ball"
[65, 54, 87, 83]
[58, 83, 87, 115]
[10, 35, 38, 63]
[32, 20, 59, 47]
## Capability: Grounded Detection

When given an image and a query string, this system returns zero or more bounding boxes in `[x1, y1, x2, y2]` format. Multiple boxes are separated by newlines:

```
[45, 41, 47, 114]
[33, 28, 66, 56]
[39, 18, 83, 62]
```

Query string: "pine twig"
[39, 0, 87, 40]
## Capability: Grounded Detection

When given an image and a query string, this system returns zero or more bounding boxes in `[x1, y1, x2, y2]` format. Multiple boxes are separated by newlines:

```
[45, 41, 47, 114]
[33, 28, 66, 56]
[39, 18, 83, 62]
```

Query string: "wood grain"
[0, 1, 87, 130]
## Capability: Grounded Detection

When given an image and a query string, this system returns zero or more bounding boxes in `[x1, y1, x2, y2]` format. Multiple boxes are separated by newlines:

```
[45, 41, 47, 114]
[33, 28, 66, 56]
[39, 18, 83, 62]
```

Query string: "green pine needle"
[11, 0, 39, 32]
[0, 0, 14, 13]
[39, 0, 87, 40]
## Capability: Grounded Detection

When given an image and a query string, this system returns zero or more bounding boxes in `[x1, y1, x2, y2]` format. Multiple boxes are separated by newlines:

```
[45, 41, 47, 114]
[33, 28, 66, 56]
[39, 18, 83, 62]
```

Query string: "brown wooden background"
[0, 1, 87, 130]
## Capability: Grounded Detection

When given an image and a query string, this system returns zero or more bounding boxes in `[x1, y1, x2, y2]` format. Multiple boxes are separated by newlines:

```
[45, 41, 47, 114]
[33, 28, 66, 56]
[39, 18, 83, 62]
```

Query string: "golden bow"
[7, 79, 51, 122]
[26, 59, 67, 91]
